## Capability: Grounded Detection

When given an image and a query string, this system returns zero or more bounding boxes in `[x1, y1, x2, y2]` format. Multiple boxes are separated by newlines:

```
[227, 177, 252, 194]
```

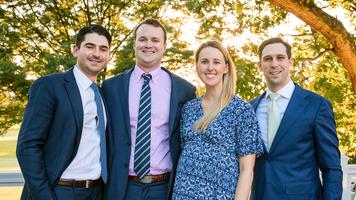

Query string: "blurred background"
[0, 0, 355, 199]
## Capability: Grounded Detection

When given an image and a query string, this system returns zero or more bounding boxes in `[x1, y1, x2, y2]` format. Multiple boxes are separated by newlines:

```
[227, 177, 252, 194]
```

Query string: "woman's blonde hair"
[194, 40, 237, 132]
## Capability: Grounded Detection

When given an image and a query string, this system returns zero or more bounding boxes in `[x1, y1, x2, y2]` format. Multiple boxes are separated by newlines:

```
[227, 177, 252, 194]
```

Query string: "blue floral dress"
[172, 96, 263, 200]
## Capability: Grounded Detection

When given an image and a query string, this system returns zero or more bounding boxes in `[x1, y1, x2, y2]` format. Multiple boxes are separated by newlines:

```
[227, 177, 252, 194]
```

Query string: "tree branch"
[298, 48, 334, 61]
[109, 29, 133, 59]
[83, 0, 91, 25]
[50, 0, 71, 40]
[268, 0, 356, 91]
[26, 0, 62, 50]
[281, 33, 313, 37]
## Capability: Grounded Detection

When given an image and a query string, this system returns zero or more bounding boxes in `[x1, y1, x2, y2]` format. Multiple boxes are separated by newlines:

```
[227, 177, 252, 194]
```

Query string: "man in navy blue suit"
[102, 19, 196, 200]
[250, 37, 343, 200]
[17, 24, 111, 200]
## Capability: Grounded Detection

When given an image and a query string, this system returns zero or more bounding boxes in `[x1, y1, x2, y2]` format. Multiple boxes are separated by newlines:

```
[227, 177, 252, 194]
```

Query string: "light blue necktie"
[90, 83, 108, 183]
[134, 74, 152, 179]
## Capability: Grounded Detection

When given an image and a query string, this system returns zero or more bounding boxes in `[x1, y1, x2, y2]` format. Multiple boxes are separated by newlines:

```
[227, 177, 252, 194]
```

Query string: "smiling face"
[73, 32, 110, 81]
[259, 43, 293, 92]
[196, 46, 228, 91]
[134, 24, 167, 72]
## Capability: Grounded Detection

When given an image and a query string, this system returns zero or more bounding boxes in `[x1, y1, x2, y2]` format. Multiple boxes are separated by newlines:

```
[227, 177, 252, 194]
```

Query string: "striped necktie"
[267, 92, 281, 150]
[134, 74, 152, 179]
[90, 83, 108, 183]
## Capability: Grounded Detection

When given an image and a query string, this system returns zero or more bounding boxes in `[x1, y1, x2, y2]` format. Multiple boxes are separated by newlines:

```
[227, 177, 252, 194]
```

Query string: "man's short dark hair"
[258, 37, 292, 60]
[75, 24, 112, 47]
[134, 18, 167, 43]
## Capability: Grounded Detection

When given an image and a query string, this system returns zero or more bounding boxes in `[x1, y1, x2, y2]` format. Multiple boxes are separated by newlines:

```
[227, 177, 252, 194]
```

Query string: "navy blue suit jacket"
[16, 69, 109, 200]
[250, 84, 342, 200]
[102, 67, 196, 200]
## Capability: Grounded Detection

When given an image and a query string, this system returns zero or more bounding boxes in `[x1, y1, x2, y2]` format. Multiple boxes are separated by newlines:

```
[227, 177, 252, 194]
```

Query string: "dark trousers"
[54, 184, 102, 200]
[124, 179, 168, 200]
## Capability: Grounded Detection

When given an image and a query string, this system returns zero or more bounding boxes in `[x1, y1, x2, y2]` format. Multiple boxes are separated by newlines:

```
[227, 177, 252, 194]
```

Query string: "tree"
[0, 60, 31, 134]
[268, 0, 356, 91]
[0, 0, 355, 162]
[0, 0, 193, 135]
[264, 0, 356, 163]
[173, 0, 356, 162]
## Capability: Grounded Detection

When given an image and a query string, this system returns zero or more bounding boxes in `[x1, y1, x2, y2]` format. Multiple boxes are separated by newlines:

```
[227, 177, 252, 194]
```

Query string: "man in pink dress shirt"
[102, 19, 196, 200]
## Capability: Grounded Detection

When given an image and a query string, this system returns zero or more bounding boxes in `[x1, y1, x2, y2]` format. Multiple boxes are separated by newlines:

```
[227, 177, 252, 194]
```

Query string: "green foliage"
[228, 47, 264, 100]
[291, 31, 356, 163]
[110, 39, 135, 75]
[0, 0, 355, 163]
[0, 0, 192, 134]
[309, 57, 356, 163]
[0, 60, 31, 135]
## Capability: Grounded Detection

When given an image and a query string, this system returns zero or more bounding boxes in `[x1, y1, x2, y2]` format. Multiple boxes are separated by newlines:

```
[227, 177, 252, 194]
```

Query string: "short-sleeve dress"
[172, 96, 263, 200]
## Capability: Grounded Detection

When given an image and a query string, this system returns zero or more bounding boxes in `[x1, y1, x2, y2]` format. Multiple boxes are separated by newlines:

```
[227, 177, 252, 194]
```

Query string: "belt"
[56, 178, 102, 188]
[128, 173, 170, 184]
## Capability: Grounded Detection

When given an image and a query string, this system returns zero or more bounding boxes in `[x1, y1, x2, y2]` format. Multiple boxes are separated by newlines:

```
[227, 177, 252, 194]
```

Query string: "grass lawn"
[0, 187, 22, 200]
[0, 127, 20, 171]
[0, 127, 22, 199]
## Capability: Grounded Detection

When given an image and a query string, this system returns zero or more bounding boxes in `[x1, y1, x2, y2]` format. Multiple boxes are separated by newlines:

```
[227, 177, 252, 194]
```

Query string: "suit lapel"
[122, 69, 134, 138]
[63, 69, 84, 147]
[251, 92, 268, 154]
[251, 92, 266, 111]
[168, 76, 178, 136]
[269, 85, 309, 153]
[161, 68, 178, 136]
[99, 88, 110, 135]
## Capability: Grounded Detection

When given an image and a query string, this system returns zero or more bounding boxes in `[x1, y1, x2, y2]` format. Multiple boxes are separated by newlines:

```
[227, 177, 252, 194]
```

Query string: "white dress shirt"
[256, 80, 295, 151]
[61, 66, 106, 180]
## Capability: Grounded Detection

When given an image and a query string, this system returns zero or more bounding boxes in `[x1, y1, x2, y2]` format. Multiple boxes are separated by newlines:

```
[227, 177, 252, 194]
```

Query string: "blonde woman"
[172, 41, 263, 200]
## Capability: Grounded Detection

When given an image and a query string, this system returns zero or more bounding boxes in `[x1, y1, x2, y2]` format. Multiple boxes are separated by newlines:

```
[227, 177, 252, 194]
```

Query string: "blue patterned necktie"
[134, 74, 152, 179]
[90, 83, 108, 183]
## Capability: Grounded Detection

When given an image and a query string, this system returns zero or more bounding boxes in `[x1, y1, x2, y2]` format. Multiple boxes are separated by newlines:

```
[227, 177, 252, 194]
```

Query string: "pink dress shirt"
[128, 66, 172, 176]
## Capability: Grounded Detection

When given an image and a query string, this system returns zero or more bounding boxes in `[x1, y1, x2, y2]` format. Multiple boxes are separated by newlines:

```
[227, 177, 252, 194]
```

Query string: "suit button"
[127, 142, 130, 146]
[124, 163, 128, 168]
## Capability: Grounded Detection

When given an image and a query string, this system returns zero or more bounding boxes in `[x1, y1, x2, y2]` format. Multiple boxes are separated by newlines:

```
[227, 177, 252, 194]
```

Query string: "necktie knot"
[268, 92, 280, 101]
[90, 83, 99, 92]
[142, 74, 152, 84]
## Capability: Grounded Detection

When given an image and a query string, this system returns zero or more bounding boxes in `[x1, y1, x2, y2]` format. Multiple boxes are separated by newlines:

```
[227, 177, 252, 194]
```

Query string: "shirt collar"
[132, 65, 162, 84]
[266, 80, 295, 100]
[73, 66, 94, 90]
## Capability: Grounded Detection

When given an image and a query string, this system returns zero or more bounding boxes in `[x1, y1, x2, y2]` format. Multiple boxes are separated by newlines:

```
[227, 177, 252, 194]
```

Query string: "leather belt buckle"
[85, 180, 90, 189]
[140, 176, 152, 184]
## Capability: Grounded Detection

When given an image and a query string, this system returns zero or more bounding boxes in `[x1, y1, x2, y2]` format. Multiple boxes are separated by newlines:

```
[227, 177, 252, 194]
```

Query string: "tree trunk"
[268, 0, 356, 92]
